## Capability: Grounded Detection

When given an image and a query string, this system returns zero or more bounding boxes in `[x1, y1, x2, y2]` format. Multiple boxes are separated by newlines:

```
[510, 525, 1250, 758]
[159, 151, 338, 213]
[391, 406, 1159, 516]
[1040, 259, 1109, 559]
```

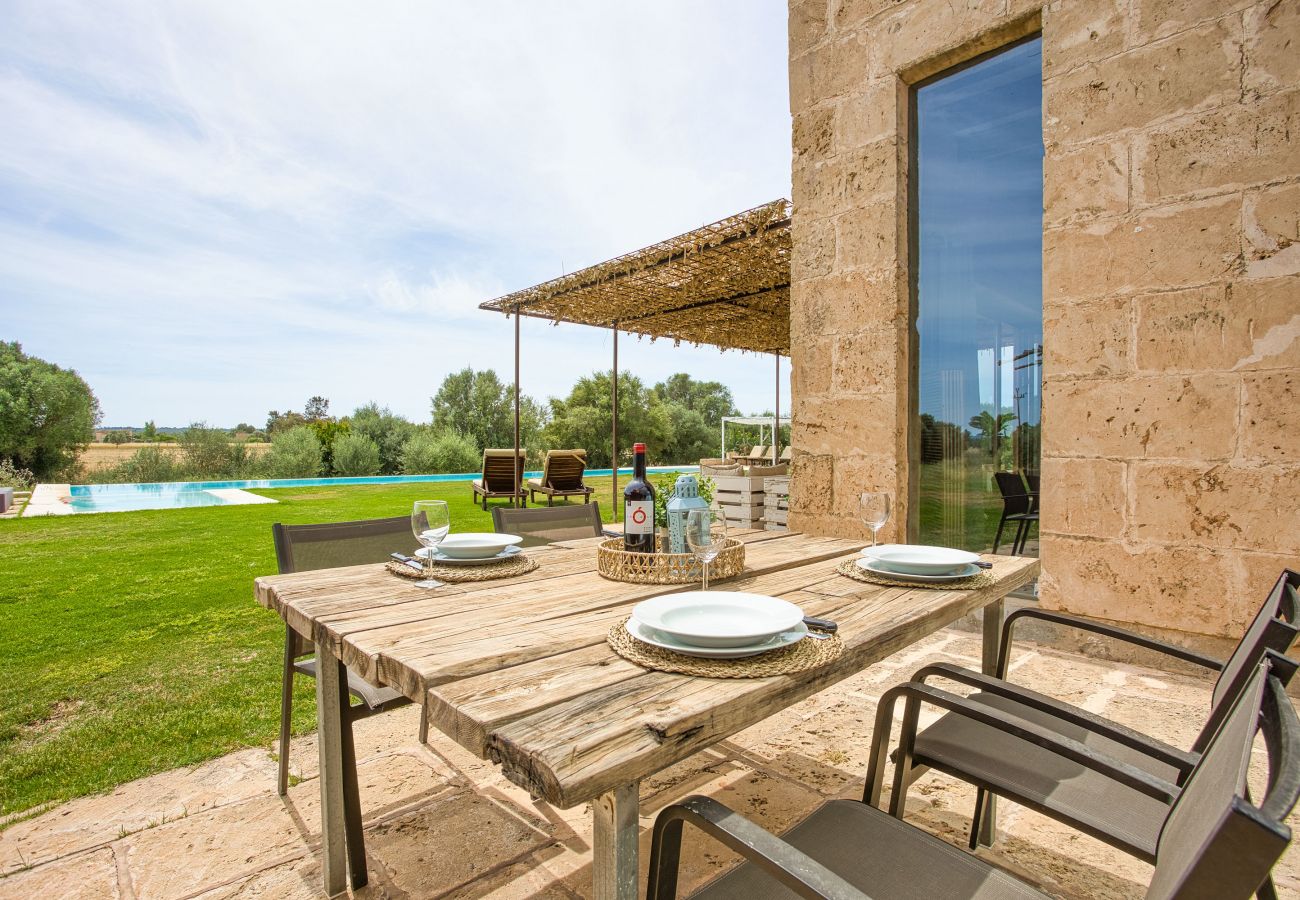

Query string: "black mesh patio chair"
[864, 569, 1300, 887]
[491, 501, 618, 547]
[991, 471, 1037, 555]
[273, 517, 428, 888]
[647, 653, 1300, 900]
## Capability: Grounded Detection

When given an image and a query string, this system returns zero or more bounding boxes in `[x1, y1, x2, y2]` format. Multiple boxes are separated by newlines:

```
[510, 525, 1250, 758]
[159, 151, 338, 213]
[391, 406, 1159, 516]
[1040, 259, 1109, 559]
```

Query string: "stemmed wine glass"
[411, 500, 450, 572]
[859, 492, 891, 547]
[686, 507, 728, 591]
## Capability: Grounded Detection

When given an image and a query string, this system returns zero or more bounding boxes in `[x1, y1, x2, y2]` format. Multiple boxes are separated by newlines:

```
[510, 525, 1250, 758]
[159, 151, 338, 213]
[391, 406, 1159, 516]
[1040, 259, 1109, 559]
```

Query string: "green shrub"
[349, 404, 415, 475]
[400, 429, 479, 475]
[0, 458, 35, 489]
[266, 427, 323, 478]
[331, 433, 381, 477]
[652, 472, 714, 528]
[102, 446, 184, 484]
[179, 423, 249, 479]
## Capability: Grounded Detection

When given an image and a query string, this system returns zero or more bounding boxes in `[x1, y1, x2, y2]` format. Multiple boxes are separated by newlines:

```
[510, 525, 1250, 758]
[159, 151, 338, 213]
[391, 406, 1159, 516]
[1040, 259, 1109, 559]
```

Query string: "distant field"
[0, 479, 623, 818]
[76, 442, 271, 473]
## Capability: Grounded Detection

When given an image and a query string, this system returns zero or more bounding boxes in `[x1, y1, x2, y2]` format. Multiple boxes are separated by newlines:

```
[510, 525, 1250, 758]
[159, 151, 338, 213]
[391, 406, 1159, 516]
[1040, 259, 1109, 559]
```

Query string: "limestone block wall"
[788, 0, 1299, 639]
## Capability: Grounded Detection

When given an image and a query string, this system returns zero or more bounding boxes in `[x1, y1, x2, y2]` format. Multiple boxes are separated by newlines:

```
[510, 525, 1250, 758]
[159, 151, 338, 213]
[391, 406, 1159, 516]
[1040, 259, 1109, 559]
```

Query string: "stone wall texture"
[788, 0, 1299, 638]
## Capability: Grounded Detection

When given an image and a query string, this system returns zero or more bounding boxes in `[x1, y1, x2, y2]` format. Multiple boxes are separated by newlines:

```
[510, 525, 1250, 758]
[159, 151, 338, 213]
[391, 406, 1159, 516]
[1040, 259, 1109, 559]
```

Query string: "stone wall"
[788, 0, 1299, 639]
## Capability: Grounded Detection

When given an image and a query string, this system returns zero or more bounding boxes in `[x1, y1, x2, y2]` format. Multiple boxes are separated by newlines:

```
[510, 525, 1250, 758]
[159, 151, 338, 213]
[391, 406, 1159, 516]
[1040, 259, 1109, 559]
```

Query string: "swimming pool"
[57, 467, 693, 514]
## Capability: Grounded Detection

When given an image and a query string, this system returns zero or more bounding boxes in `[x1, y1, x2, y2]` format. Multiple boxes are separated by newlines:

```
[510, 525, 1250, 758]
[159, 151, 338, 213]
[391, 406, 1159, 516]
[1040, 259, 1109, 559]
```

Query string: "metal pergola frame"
[480, 201, 792, 518]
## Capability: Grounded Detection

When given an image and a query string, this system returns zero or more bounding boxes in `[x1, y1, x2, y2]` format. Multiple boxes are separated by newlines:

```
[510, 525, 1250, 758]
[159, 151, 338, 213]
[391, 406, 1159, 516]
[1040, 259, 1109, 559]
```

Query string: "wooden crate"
[711, 474, 767, 492]
[764, 507, 789, 525]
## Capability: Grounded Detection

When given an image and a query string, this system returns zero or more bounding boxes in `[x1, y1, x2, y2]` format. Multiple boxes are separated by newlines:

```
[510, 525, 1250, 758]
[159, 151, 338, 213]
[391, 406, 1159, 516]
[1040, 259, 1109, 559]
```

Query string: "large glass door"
[912, 37, 1043, 553]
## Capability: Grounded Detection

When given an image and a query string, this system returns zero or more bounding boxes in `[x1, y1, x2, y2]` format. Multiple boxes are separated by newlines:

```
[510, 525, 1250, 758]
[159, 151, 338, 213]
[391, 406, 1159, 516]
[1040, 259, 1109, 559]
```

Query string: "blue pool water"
[66, 466, 693, 514]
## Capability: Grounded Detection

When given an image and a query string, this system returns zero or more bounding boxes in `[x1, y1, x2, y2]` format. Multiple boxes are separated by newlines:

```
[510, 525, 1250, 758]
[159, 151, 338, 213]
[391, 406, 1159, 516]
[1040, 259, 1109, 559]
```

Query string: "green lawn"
[0, 479, 623, 819]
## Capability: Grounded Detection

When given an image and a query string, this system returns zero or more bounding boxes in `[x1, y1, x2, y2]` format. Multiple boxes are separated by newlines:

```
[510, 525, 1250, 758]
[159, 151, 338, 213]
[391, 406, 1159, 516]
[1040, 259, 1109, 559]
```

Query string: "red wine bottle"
[623, 442, 656, 553]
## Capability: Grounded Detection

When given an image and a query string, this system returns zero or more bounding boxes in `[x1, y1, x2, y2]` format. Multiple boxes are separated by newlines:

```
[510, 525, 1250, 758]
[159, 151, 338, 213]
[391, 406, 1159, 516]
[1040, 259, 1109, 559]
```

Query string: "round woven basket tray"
[835, 558, 994, 590]
[607, 617, 842, 678]
[385, 555, 538, 583]
[596, 536, 745, 585]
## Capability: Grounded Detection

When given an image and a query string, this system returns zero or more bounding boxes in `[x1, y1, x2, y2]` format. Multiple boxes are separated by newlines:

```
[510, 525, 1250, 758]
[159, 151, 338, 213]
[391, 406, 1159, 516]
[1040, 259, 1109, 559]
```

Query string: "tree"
[103, 430, 133, 445]
[266, 409, 307, 435]
[651, 374, 736, 426]
[543, 370, 670, 469]
[140, 420, 158, 442]
[400, 428, 480, 475]
[349, 403, 415, 475]
[430, 368, 543, 454]
[266, 426, 323, 478]
[304, 396, 330, 421]
[968, 411, 1017, 449]
[0, 341, 101, 479]
[331, 433, 382, 477]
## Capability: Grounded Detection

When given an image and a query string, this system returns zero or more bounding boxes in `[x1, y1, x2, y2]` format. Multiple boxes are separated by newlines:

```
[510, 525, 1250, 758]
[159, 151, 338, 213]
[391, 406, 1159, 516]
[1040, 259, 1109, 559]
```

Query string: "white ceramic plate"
[857, 557, 981, 583]
[415, 545, 522, 566]
[434, 532, 523, 559]
[625, 616, 807, 659]
[632, 591, 804, 648]
[859, 544, 980, 574]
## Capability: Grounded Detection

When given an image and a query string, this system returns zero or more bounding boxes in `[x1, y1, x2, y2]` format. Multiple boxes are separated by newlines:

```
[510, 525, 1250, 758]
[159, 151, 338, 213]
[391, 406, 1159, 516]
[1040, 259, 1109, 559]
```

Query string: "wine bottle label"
[625, 500, 654, 535]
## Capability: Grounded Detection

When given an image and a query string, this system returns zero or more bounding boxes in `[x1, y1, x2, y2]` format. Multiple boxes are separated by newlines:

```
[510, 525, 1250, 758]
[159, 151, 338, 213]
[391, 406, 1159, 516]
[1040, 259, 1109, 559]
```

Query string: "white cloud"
[0, 0, 792, 425]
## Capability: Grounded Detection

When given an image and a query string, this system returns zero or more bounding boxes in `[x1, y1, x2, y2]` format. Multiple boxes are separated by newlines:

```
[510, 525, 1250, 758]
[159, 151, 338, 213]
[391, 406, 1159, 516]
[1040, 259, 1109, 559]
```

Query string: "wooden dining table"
[254, 529, 1039, 899]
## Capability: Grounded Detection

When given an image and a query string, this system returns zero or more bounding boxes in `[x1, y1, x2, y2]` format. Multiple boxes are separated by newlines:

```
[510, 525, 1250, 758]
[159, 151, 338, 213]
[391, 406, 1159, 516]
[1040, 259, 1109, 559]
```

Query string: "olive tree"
[0, 342, 100, 479]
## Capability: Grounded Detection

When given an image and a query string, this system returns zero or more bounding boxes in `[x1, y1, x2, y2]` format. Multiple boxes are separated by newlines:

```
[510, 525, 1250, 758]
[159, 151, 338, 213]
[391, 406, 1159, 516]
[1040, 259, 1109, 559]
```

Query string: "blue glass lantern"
[666, 475, 709, 554]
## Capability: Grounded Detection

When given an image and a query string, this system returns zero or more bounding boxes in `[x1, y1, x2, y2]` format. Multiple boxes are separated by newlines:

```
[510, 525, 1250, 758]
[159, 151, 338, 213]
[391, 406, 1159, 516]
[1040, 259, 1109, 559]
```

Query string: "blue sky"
[0, 1, 792, 426]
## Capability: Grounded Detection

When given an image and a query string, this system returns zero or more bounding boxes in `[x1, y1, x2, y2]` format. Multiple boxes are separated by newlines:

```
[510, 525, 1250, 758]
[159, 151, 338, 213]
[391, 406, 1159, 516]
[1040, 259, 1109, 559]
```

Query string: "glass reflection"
[914, 38, 1043, 553]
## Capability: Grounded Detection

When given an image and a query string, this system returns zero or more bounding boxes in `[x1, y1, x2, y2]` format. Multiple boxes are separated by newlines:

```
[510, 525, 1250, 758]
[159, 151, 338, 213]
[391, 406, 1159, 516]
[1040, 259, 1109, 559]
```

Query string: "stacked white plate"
[857, 544, 981, 582]
[627, 591, 807, 659]
[416, 533, 524, 566]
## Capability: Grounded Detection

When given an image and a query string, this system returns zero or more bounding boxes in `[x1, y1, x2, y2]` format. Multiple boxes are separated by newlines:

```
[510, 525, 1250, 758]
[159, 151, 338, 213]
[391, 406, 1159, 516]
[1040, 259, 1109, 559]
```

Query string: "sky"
[0, 0, 793, 428]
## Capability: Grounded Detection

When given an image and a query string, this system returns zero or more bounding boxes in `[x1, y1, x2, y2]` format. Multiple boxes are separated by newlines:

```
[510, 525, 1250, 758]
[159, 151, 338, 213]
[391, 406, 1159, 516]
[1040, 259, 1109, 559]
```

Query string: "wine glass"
[859, 492, 891, 547]
[411, 500, 450, 571]
[686, 507, 728, 591]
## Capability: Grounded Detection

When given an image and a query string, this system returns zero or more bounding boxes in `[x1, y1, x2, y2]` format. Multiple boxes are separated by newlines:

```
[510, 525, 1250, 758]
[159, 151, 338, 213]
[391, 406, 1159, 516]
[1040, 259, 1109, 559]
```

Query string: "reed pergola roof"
[479, 199, 791, 354]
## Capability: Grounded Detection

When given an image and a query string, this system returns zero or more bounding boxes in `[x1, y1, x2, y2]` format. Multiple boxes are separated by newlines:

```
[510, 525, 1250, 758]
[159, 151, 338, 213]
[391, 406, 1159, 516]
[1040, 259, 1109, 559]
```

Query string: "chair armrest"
[601, 529, 621, 538]
[912, 662, 1198, 776]
[998, 608, 1224, 679]
[648, 795, 869, 900]
[874, 682, 1180, 803]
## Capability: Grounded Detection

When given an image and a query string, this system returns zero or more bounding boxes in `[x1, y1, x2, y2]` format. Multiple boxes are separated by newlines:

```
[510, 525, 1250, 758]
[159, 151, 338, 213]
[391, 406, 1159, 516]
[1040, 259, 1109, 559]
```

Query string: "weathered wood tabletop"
[255, 529, 1039, 899]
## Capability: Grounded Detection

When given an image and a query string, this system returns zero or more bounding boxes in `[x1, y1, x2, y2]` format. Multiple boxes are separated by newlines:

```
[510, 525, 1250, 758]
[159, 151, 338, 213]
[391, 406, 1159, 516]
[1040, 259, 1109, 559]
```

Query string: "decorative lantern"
[666, 474, 709, 554]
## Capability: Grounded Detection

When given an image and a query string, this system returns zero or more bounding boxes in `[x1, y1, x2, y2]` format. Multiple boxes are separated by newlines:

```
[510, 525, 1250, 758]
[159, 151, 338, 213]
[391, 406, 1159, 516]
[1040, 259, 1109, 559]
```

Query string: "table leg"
[592, 782, 639, 900]
[977, 597, 1005, 847]
[315, 639, 348, 897]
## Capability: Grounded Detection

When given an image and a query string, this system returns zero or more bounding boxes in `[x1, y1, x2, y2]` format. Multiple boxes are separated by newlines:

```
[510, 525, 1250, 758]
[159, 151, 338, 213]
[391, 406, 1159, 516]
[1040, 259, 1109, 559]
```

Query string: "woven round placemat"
[835, 558, 994, 590]
[607, 618, 843, 679]
[386, 555, 538, 583]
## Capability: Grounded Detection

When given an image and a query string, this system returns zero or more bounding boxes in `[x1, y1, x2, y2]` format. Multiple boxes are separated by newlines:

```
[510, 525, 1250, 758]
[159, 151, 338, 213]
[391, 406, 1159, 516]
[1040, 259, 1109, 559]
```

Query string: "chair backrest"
[1024, 471, 1040, 494]
[1146, 653, 1300, 900]
[748, 445, 765, 459]
[482, 448, 526, 492]
[779, 446, 792, 462]
[542, 450, 587, 490]
[272, 515, 412, 575]
[993, 471, 1032, 515]
[491, 502, 604, 547]
[1197, 570, 1300, 752]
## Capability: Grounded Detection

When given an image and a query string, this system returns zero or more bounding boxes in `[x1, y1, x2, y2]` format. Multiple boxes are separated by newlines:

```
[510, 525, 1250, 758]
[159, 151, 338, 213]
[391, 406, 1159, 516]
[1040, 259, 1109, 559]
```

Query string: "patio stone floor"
[3, 624, 1298, 899]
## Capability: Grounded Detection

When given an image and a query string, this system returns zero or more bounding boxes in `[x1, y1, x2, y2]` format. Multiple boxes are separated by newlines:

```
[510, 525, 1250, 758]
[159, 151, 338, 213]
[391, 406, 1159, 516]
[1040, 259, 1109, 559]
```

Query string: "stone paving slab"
[2, 624, 1298, 899]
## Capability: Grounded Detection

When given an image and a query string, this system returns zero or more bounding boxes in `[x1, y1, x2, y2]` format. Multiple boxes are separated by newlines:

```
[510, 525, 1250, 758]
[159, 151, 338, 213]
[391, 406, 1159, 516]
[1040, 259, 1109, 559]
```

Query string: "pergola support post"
[513, 305, 522, 507]
[773, 352, 780, 464]
[612, 323, 619, 521]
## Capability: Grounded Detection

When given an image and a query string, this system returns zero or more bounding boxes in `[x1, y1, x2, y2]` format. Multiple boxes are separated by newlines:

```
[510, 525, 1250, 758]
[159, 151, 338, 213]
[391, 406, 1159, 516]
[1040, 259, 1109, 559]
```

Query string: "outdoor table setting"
[253, 497, 1039, 900]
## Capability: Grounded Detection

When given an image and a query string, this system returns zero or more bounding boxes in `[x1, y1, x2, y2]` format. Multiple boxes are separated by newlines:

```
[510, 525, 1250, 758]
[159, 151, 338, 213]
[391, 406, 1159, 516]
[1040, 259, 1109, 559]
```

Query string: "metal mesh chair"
[992, 471, 1037, 554]
[863, 570, 1299, 880]
[491, 501, 616, 547]
[273, 516, 427, 890]
[647, 654, 1300, 900]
